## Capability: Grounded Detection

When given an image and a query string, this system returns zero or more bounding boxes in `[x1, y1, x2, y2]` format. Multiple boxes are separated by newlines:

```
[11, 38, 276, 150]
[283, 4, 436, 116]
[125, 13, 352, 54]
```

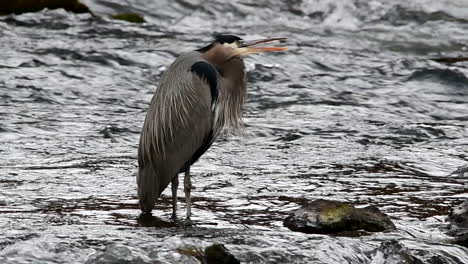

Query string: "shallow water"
[1, 0, 468, 263]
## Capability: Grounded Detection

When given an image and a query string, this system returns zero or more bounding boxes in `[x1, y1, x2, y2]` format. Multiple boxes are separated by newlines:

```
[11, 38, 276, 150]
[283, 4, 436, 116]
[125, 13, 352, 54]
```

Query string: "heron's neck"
[219, 57, 246, 90]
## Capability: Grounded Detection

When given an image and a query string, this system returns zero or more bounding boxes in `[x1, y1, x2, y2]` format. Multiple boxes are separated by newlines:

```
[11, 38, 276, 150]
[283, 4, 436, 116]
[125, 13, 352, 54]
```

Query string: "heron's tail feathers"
[137, 165, 160, 214]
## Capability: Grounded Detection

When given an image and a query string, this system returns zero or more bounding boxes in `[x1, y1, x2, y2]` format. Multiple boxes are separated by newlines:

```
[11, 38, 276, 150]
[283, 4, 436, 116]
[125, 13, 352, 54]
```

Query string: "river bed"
[1, 0, 468, 263]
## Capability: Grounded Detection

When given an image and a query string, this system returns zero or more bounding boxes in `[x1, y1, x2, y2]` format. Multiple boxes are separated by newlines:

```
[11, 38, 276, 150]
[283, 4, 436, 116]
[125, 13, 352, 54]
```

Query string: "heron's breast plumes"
[213, 56, 247, 137]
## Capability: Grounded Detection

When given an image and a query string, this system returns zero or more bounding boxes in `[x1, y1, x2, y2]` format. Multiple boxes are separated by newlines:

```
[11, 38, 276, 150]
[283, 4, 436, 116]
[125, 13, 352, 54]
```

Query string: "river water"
[1, 0, 468, 263]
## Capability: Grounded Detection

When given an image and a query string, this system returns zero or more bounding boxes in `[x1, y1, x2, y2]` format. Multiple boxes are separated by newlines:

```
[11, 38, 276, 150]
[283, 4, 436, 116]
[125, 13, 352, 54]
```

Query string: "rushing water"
[1, 0, 468, 263]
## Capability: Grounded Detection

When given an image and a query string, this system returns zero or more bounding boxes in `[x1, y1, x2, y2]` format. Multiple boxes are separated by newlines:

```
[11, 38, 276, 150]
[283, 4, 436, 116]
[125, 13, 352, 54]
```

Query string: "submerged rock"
[283, 199, 395, 234]
[111, 13, 146, 23]
[407, 68, 468, 89]
[370, 240, 424, 264]
[448, 199, 468, 247]
[85, 244, 152, 264]
[0, 0, 91, 15]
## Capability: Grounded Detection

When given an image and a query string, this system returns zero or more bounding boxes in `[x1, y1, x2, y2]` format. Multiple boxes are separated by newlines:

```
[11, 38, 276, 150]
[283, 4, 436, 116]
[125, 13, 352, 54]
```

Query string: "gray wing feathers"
[138, 54, 215, 213]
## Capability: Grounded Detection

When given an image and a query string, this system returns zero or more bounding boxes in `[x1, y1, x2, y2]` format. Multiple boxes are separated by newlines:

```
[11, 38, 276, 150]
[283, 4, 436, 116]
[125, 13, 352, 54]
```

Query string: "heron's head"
[197, 34, 287, 65]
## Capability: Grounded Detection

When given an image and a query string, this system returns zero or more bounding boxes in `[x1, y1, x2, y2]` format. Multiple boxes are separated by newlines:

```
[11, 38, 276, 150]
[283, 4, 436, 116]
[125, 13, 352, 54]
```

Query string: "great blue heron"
[137, 34, 287, 221]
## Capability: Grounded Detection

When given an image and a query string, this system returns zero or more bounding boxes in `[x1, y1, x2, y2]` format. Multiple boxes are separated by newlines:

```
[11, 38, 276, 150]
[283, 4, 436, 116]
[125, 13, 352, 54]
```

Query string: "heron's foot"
[183, 218, 194, 227]
[141, 210, 152, 216]
[171, 213, 178, 222]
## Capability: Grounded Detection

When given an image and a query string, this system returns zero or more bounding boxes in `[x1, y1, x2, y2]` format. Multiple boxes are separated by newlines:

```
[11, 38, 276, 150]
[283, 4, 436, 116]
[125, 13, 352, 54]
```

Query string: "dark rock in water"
[449, 165, 468, 177]
[407, 68, 468, 89]
[178, 243, 240, 264]
[448, 200, 468, 247]
[283, 199, 395, 234]
[275, 132, 302, 142]
[0, 0, 92, 15]
[99, 125, 115, 139]
[452, 233, 468, 248]
[371, 240, 425, 264]
[431, 57, 468, 64]
[449, 200, 468, 229]
[99, 124, 130, 139]
[205, 244, 240, 264]
[111, 13, 146, 23]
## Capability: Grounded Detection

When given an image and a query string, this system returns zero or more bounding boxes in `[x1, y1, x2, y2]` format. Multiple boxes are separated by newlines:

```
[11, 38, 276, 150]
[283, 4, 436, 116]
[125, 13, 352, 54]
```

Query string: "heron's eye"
[223, 42, 239, 49]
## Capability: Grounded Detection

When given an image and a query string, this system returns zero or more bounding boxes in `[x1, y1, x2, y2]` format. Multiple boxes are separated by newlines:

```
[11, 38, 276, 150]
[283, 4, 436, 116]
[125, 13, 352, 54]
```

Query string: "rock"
[448, 199, 468, 247]
[204, 244, 240, 264]
[452, 233, 468, 248]
[432, 57, 468, 65]
[407, 68, 468, 88]
[370, 240, 424, 264]
[283, 199, 395, 234]
[357, 205, 396, 232]
[275, 132, 302, 142]
[449, 165, 468, 177]
[99, 125, 113, 138]
[448, 200, 468, 230]
[0, 0, 92, 15]
[111, 13, 145, 23]
[177, 243, 240, 264]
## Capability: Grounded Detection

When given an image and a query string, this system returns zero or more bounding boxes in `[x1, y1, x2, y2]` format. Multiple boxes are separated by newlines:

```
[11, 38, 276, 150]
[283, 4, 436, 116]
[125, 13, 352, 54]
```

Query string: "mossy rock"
[0, 0, 92, 15]
[111, 13, 145, 23]
[284, 199, 395, 235]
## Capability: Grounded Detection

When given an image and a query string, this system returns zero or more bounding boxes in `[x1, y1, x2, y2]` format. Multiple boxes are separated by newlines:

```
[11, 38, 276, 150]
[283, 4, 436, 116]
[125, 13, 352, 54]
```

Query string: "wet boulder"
[371, 240, 424, 264]
[0, 0, 92, 15]
[283, 199, 395, 234]
[448, 199, 468, 247]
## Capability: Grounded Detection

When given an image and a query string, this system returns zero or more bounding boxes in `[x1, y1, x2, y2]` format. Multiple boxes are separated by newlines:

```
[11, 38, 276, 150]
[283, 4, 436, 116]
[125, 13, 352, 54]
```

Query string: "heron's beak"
[234, 37, 287, 56]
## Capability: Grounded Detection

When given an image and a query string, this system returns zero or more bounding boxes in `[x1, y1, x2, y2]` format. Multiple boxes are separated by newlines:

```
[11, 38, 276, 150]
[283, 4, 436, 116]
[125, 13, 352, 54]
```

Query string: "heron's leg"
[184, 167, 192, 221]
[171, 175, 179, 221]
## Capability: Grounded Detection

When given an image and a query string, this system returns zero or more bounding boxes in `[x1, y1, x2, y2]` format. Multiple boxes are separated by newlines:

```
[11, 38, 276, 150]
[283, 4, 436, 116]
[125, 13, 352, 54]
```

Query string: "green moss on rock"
[319, 203, 354, 224]
[111, 13, 145, 23]
[0, 0, 91, 15]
